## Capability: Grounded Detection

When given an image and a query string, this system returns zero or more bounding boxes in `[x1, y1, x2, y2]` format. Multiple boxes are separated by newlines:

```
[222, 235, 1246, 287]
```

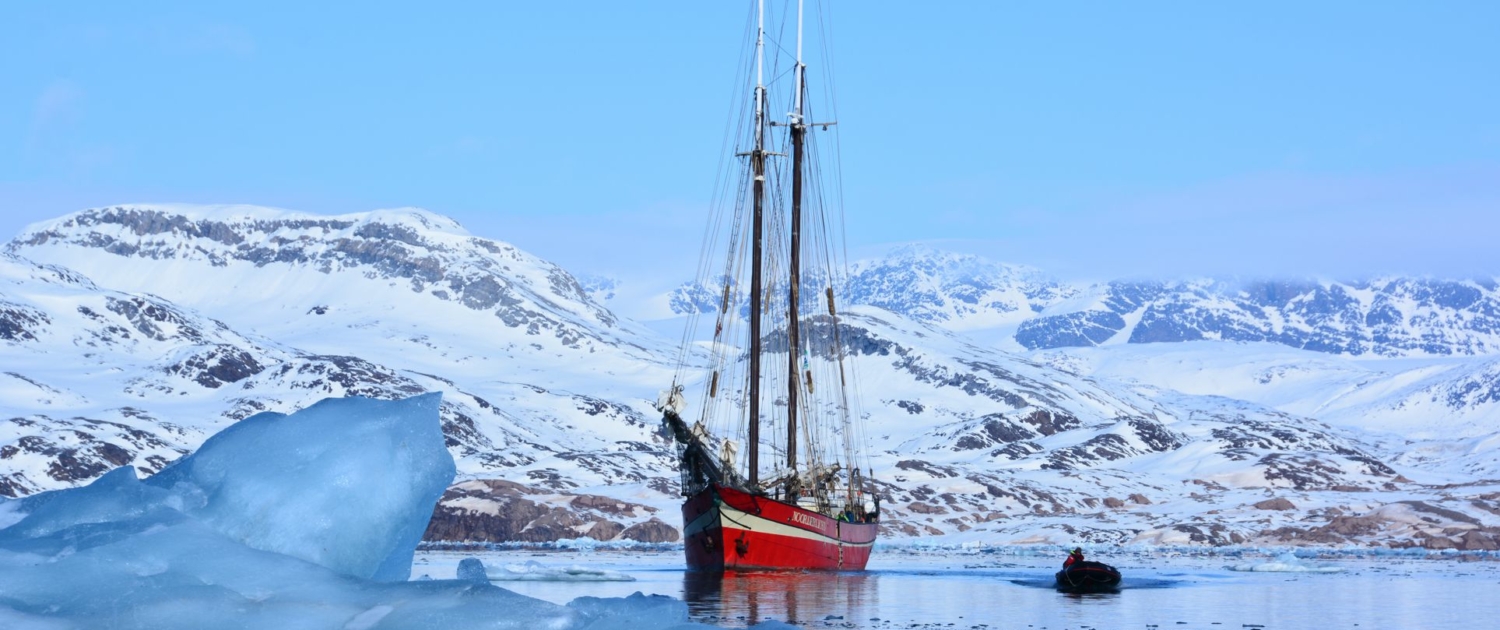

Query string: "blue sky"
[3, 1, 1497, 281]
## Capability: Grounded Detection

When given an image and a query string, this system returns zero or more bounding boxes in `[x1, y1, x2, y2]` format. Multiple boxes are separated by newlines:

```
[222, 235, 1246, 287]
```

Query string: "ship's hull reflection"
[683, 570, 878, 626]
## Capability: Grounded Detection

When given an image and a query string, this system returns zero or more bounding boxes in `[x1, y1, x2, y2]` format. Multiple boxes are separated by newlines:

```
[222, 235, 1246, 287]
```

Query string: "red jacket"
[1063, 553, 1083, 568]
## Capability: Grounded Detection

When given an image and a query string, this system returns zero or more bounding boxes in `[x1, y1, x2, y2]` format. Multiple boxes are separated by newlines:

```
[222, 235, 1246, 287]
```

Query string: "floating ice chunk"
[490, 559, 638, 582]
[457, 557, 489, 582]
[0, 499, 22, 530]
[0, 395, 722, 629]
[1227, 552, 1344, 573]
[146, 393, 455, 581]
[566, 592, 711, 629]
[343, 605, 395, 630]
[4, 465, 176, 539]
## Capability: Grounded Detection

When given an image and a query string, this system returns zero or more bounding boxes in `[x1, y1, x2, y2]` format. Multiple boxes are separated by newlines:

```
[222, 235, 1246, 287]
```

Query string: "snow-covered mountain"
[4, 205, 1499, 550]
[665, 245, 1074, 333]
[1016, 277, 1500, 357]
[3, 205, 689, 539]
[660, 246, 1500, 358]
[1033, 342, 1500, 478]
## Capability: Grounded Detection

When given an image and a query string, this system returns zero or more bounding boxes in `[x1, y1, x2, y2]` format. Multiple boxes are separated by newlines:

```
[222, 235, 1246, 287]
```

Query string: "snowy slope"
[1017, 277, 1500, 357]
[0, 250, 670, 504]
[638, 247, 1500, 357]
[1032, 342, 1500, 479]
[659, 245, 1074, 339]
[0, 395, 702, 629]
[3, 206, 695, 538]
[4, 205, 1499, 550]
[776, 309, 1490, 546]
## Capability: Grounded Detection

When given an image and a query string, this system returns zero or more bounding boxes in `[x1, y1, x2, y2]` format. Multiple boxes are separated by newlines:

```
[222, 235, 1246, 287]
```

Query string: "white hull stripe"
[694, 503, 875, 548]
[684, 503, 721, 538]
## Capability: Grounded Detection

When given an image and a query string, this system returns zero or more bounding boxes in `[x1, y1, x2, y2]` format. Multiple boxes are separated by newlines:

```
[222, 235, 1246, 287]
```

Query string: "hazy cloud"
[25, 80, 85, 155]
[163, 21, 255, 57]
[50, 20, 255, 57]
[424, 136, 493, 159]
[882, 165, 1500, 282]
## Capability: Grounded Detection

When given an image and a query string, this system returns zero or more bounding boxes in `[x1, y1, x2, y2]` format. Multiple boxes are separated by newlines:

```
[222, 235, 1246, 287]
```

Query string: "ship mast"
[746, 0, 767, 489]
[785, 0, 806, 497]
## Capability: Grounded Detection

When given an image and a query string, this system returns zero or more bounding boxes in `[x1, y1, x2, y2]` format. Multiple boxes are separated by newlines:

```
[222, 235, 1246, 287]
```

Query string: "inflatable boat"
[1054, 560, 1122, 592]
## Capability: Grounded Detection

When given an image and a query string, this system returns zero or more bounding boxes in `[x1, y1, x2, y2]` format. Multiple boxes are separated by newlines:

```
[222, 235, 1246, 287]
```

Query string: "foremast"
[784, 0, 806, 498]
[746, 0, 768, 489]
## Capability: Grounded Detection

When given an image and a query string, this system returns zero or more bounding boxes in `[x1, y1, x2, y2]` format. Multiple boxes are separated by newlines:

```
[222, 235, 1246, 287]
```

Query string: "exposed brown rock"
[1258, 526, 1348, 545]
[620, 517, 679, 543]
[895, 460, 959, 478]
[1400, 501, 1479, 525]
[516, 510, 589, 541]
[906, 501, 948, 515]
[1420, 534, 1456, 550]
[1322, 514, 1386, 537]
[1103, 497, 1125, 509]
[881, 521, 922, 537]
[1254, 497, 1296, 511]
[586, 520, 625, 541]
[1459, 530, 1498, 551]
[570, 494, 646, 517]
[1190, 479, 1228, 492]
[1128, 493, 1152, 505]
[1170, 523, 1241, 546]
[422, 478, 665, 543]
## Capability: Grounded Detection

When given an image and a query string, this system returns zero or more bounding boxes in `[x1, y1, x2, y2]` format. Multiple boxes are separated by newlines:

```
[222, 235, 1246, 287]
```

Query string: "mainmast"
[785, 0, 806, 495]
[746, 0, 767, 488]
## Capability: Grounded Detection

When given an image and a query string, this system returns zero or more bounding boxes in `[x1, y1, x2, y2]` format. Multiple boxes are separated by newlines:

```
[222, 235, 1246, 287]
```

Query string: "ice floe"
[1227, 552, 1344, 573]
[0, 395, 711, 629]
[489, 559, 638, 582]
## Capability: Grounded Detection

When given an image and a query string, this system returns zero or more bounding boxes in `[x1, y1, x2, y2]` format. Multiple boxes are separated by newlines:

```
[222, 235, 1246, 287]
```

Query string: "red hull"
[682, 484, 878, 571]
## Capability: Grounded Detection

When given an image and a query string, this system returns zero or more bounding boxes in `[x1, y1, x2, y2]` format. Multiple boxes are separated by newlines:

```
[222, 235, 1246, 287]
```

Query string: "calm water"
[414, 548, 1495, 629]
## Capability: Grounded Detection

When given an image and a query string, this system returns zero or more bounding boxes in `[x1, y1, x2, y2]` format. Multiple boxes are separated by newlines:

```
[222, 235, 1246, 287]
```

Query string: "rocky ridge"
[666, 246, 1500, 358]
[3, 205, 1498, 549]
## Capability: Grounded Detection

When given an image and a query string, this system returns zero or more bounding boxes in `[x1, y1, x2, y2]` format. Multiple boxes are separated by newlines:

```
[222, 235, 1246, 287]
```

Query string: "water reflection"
[682, 570, 878, 626]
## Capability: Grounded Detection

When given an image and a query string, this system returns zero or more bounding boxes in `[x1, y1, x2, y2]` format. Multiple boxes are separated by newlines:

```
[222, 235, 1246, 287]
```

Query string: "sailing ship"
[658, 0, 880, 572]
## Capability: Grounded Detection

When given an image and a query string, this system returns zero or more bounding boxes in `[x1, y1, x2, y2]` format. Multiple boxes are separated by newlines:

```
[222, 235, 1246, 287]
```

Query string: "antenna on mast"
[793, 0, 804, 122]
[757, 0, 766, 96]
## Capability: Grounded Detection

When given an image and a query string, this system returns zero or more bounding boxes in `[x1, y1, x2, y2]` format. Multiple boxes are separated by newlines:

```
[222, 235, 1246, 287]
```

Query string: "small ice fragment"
[457, 557, 488, 582]
[343, 605, 394, 630]
[490, 559, 636, 582]
[1227, 552, 1342, 573]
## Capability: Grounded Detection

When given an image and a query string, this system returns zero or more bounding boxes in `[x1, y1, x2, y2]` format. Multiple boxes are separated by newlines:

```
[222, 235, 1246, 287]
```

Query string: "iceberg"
[490, 559, 639, 582]
[0, 394, 716, 629]
[146, 393, 456, 582]
[457, 557, 490, 582]
[1227, 552, 1344, 573]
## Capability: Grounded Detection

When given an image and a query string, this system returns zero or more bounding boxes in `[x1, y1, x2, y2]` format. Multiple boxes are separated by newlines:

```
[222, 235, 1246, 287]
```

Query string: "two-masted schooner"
[658, 0, 880, 572]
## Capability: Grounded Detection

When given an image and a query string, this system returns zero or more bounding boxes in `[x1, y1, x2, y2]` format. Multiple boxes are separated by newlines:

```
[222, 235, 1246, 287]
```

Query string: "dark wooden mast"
[786, 68, 806, 491]
[746, 10, 767, 489]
